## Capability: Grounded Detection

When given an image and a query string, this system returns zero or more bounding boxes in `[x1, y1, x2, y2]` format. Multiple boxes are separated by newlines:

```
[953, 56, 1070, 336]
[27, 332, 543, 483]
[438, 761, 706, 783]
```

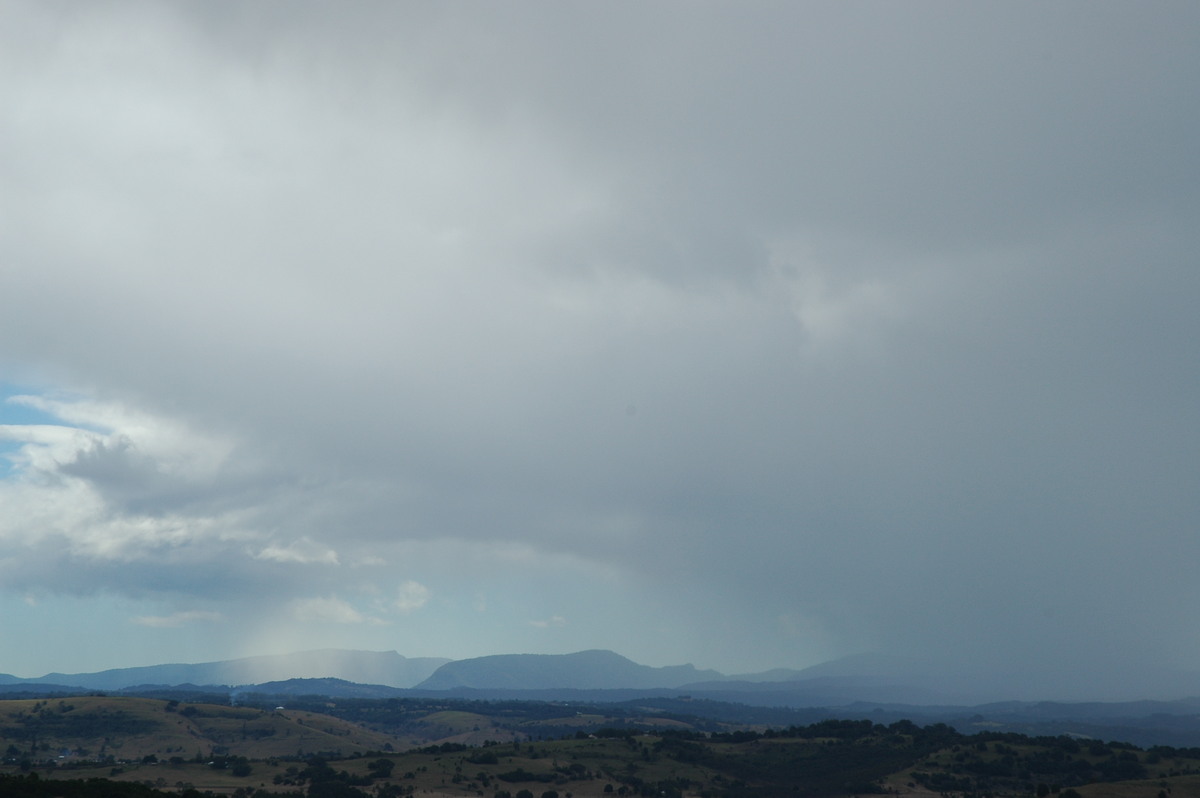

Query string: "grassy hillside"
[0, 696, 400, 761]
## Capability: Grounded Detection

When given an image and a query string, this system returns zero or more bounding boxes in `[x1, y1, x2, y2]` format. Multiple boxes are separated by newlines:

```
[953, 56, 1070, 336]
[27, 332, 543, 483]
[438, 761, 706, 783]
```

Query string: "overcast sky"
[1, 1, 1198, 701]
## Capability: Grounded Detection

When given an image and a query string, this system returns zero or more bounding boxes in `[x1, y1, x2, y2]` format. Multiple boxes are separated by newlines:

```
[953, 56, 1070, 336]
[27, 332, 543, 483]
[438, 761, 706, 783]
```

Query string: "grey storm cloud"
[0, 0, 1198, 696]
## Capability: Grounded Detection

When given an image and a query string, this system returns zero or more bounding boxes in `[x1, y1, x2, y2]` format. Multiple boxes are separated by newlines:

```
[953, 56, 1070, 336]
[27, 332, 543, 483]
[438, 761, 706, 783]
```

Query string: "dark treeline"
[0, 772, 173, 798]
[585, 718, 1197, 798]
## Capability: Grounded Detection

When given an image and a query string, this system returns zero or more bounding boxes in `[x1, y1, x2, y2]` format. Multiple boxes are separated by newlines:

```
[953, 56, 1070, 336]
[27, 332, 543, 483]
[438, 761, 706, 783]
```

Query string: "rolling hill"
[0, 695, 402, 761]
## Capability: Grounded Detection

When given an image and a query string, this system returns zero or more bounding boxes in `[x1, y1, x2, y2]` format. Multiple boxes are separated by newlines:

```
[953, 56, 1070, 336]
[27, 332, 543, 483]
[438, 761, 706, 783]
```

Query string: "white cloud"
[254, 539, 340, 566]
[393, 580, 430, 614]
[290, 596, 367, 625]
[131, 610, 222, 628]
[0, 421, 105, 474]
[529, 615, 567, 629]
[7, 394, 235, 478]
[0, 394, 251, 562]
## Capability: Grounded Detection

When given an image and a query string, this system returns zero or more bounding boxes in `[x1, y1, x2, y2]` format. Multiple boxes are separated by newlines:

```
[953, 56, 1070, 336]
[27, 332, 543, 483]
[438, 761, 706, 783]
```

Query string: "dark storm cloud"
[0, 0, 1197, 694]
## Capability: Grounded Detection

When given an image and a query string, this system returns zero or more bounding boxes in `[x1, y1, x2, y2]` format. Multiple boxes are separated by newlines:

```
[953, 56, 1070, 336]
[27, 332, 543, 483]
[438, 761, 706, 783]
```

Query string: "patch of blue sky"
[0, 383, 66, 476]
[0, 384, 64, 426]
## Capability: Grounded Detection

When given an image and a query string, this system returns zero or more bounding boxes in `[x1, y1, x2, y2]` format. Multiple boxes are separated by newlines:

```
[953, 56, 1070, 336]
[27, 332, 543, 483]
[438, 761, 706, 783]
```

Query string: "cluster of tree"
[0, 773, 174, 798]
[909, 736, 1151, 795]
[268, 755, 406, 797]
[206, 754, 253, 777]
[573, 720, 1174, 798]
[229, 694, 735, 741]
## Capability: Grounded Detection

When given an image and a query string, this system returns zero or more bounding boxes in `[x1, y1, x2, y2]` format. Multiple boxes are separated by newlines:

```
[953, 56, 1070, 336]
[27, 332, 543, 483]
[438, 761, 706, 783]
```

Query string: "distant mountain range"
[415, 649, 726, 690]
[0, 648, 806, 695]
[4, 648, 1199, 712]
[0, 649, 449, 691]
[8, 648, 1200, 746]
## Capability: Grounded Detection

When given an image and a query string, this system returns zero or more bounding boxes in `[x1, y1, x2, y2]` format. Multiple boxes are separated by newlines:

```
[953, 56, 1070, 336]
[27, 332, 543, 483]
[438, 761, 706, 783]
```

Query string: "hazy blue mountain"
[32, 649, 449, 691]
[671, 677, 952, 707]
[726, 667, 808, 682]
[231, 677, 408, 699]
[0, 681, 90, 696]
[783, 652, 1200, 704]
[416, 649, 724, 690]
[10, 647, 1195, 706]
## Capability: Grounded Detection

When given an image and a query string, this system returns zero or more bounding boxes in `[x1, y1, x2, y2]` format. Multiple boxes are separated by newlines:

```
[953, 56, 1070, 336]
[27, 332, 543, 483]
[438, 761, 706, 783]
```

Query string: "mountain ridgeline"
[414, 649, 726, 690]
[0, 649, 450, 691]
[0, 649, 790, 694]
